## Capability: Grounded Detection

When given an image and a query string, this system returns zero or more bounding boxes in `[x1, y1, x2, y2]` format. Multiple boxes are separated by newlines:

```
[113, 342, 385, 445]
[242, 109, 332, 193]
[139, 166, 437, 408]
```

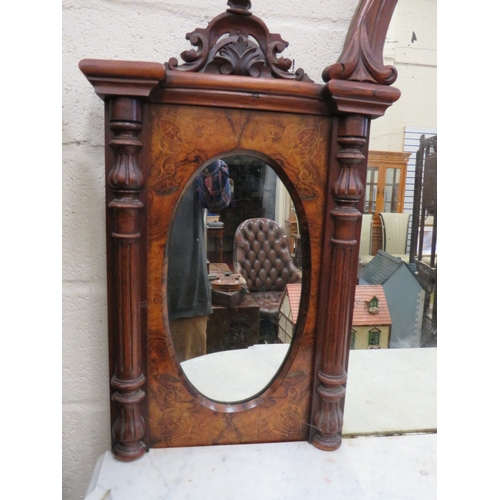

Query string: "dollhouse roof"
[281, 283, 391, 327]
[359, 250, 408, 284]
[352, 285, 392, 326]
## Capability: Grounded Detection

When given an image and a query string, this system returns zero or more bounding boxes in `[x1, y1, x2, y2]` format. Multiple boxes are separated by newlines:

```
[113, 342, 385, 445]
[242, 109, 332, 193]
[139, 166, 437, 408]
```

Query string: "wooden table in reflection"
[207, 263, 260, 354]
[207, 225, 224, 263]
[208, 263, 232, 274]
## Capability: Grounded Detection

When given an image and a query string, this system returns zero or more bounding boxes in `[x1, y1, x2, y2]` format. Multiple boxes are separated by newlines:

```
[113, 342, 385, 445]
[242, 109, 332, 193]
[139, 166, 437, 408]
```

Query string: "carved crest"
[322, 0, 398, 85]
[167, 1, 312, 82]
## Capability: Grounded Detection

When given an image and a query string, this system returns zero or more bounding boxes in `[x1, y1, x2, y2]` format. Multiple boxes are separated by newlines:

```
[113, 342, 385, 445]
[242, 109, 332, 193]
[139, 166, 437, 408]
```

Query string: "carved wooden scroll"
[168, 1, 311, 81]
[322, 0, 398, 85]
[80, 0, 401, 461]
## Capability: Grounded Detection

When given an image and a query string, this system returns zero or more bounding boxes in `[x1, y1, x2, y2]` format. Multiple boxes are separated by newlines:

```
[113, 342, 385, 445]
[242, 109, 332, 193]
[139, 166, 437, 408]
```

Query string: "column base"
[312, 432, 342, 451]
[113, 441, 148, 462]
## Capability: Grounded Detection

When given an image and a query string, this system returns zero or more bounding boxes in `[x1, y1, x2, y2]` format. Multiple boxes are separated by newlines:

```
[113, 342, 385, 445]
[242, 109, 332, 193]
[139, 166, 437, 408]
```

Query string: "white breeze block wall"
[62, 0, 358, 498]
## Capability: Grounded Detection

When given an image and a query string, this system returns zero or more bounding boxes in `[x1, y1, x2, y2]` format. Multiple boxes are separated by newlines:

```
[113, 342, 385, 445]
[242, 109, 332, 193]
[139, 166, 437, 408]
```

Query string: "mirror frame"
[80, 0, 400, 461]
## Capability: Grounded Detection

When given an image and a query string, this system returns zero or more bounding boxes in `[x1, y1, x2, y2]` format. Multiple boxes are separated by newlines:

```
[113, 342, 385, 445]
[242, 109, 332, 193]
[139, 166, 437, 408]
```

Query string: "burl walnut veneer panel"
[146, 104, 330, 448]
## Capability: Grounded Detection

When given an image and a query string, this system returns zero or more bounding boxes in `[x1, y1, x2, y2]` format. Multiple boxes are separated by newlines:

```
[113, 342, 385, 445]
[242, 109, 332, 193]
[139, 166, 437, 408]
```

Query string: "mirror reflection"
[355, 144, 437, 351]
[166, 155, 302, 402]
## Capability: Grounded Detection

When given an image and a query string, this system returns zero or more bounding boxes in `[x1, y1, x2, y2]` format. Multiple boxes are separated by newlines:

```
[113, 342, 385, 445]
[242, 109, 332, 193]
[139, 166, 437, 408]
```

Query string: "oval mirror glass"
[164, 154, 303, 403]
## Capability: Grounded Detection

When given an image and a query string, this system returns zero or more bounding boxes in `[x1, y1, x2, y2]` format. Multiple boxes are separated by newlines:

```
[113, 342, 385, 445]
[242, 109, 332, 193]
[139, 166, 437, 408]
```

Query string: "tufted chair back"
[233, 218, 301, 324]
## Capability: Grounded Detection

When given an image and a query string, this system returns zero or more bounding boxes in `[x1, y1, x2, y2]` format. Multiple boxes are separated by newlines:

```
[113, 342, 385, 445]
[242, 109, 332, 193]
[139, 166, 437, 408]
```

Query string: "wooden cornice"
[152, 69, 328, 115]
[79, 1, 401, 117]
[324, 79, 400, 118]
[368, 150, 411, 165]
[162, 70, 322, 98]
[79, 59, 166, 100]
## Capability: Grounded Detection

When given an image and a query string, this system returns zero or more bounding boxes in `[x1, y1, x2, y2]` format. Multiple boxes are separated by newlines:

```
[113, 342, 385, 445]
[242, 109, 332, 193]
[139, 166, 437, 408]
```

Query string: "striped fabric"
[196, 159, 232, 210]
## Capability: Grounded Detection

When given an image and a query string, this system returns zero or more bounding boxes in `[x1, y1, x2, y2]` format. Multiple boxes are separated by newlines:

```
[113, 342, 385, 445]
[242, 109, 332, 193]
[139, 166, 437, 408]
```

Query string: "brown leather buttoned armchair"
[233, 218, 301, 331]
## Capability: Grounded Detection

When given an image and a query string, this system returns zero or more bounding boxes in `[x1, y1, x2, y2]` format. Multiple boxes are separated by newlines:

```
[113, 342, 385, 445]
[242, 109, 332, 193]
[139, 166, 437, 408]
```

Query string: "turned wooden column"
[107, 96, 147, 461]
[312, 114, 368, 451]
[79, 59, 166, 461]
[310, 0, 401, 450]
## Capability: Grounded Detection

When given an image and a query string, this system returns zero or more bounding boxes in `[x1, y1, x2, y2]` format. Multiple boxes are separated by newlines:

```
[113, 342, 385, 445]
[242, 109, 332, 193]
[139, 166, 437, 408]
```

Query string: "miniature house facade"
[359, 251, 425, 348]
[280, 283, 392, 350]
[350, 285, 391, 350]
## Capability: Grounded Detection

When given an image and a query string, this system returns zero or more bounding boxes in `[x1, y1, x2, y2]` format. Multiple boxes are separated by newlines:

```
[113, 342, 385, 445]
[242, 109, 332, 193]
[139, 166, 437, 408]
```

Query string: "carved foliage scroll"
[322, 0, 398, 85]
[168, 4, 312, 81]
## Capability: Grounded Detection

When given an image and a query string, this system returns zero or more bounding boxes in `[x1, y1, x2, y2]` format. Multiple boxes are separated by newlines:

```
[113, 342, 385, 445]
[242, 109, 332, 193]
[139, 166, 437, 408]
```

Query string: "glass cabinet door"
[383, 167, 401, 213]
[365, 167, 379, 214]
[364, 151, 411, 255]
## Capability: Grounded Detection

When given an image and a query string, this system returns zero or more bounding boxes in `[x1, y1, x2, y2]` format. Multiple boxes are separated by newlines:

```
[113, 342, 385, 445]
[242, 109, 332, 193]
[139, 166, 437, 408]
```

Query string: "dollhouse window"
[368, 328, 381, 348]
[367, 296, 379, 314]
[350, 330, 356, 350]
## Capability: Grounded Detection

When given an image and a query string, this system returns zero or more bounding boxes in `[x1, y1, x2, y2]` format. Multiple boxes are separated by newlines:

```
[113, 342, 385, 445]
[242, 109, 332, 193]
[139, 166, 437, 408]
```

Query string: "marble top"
[86, 434, 436, 500]
[85, 347, 437, 499]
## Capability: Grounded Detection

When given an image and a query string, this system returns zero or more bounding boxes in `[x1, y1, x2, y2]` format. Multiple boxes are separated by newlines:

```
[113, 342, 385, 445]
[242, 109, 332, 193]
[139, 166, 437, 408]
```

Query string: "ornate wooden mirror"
[80, 0, 400, 461]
